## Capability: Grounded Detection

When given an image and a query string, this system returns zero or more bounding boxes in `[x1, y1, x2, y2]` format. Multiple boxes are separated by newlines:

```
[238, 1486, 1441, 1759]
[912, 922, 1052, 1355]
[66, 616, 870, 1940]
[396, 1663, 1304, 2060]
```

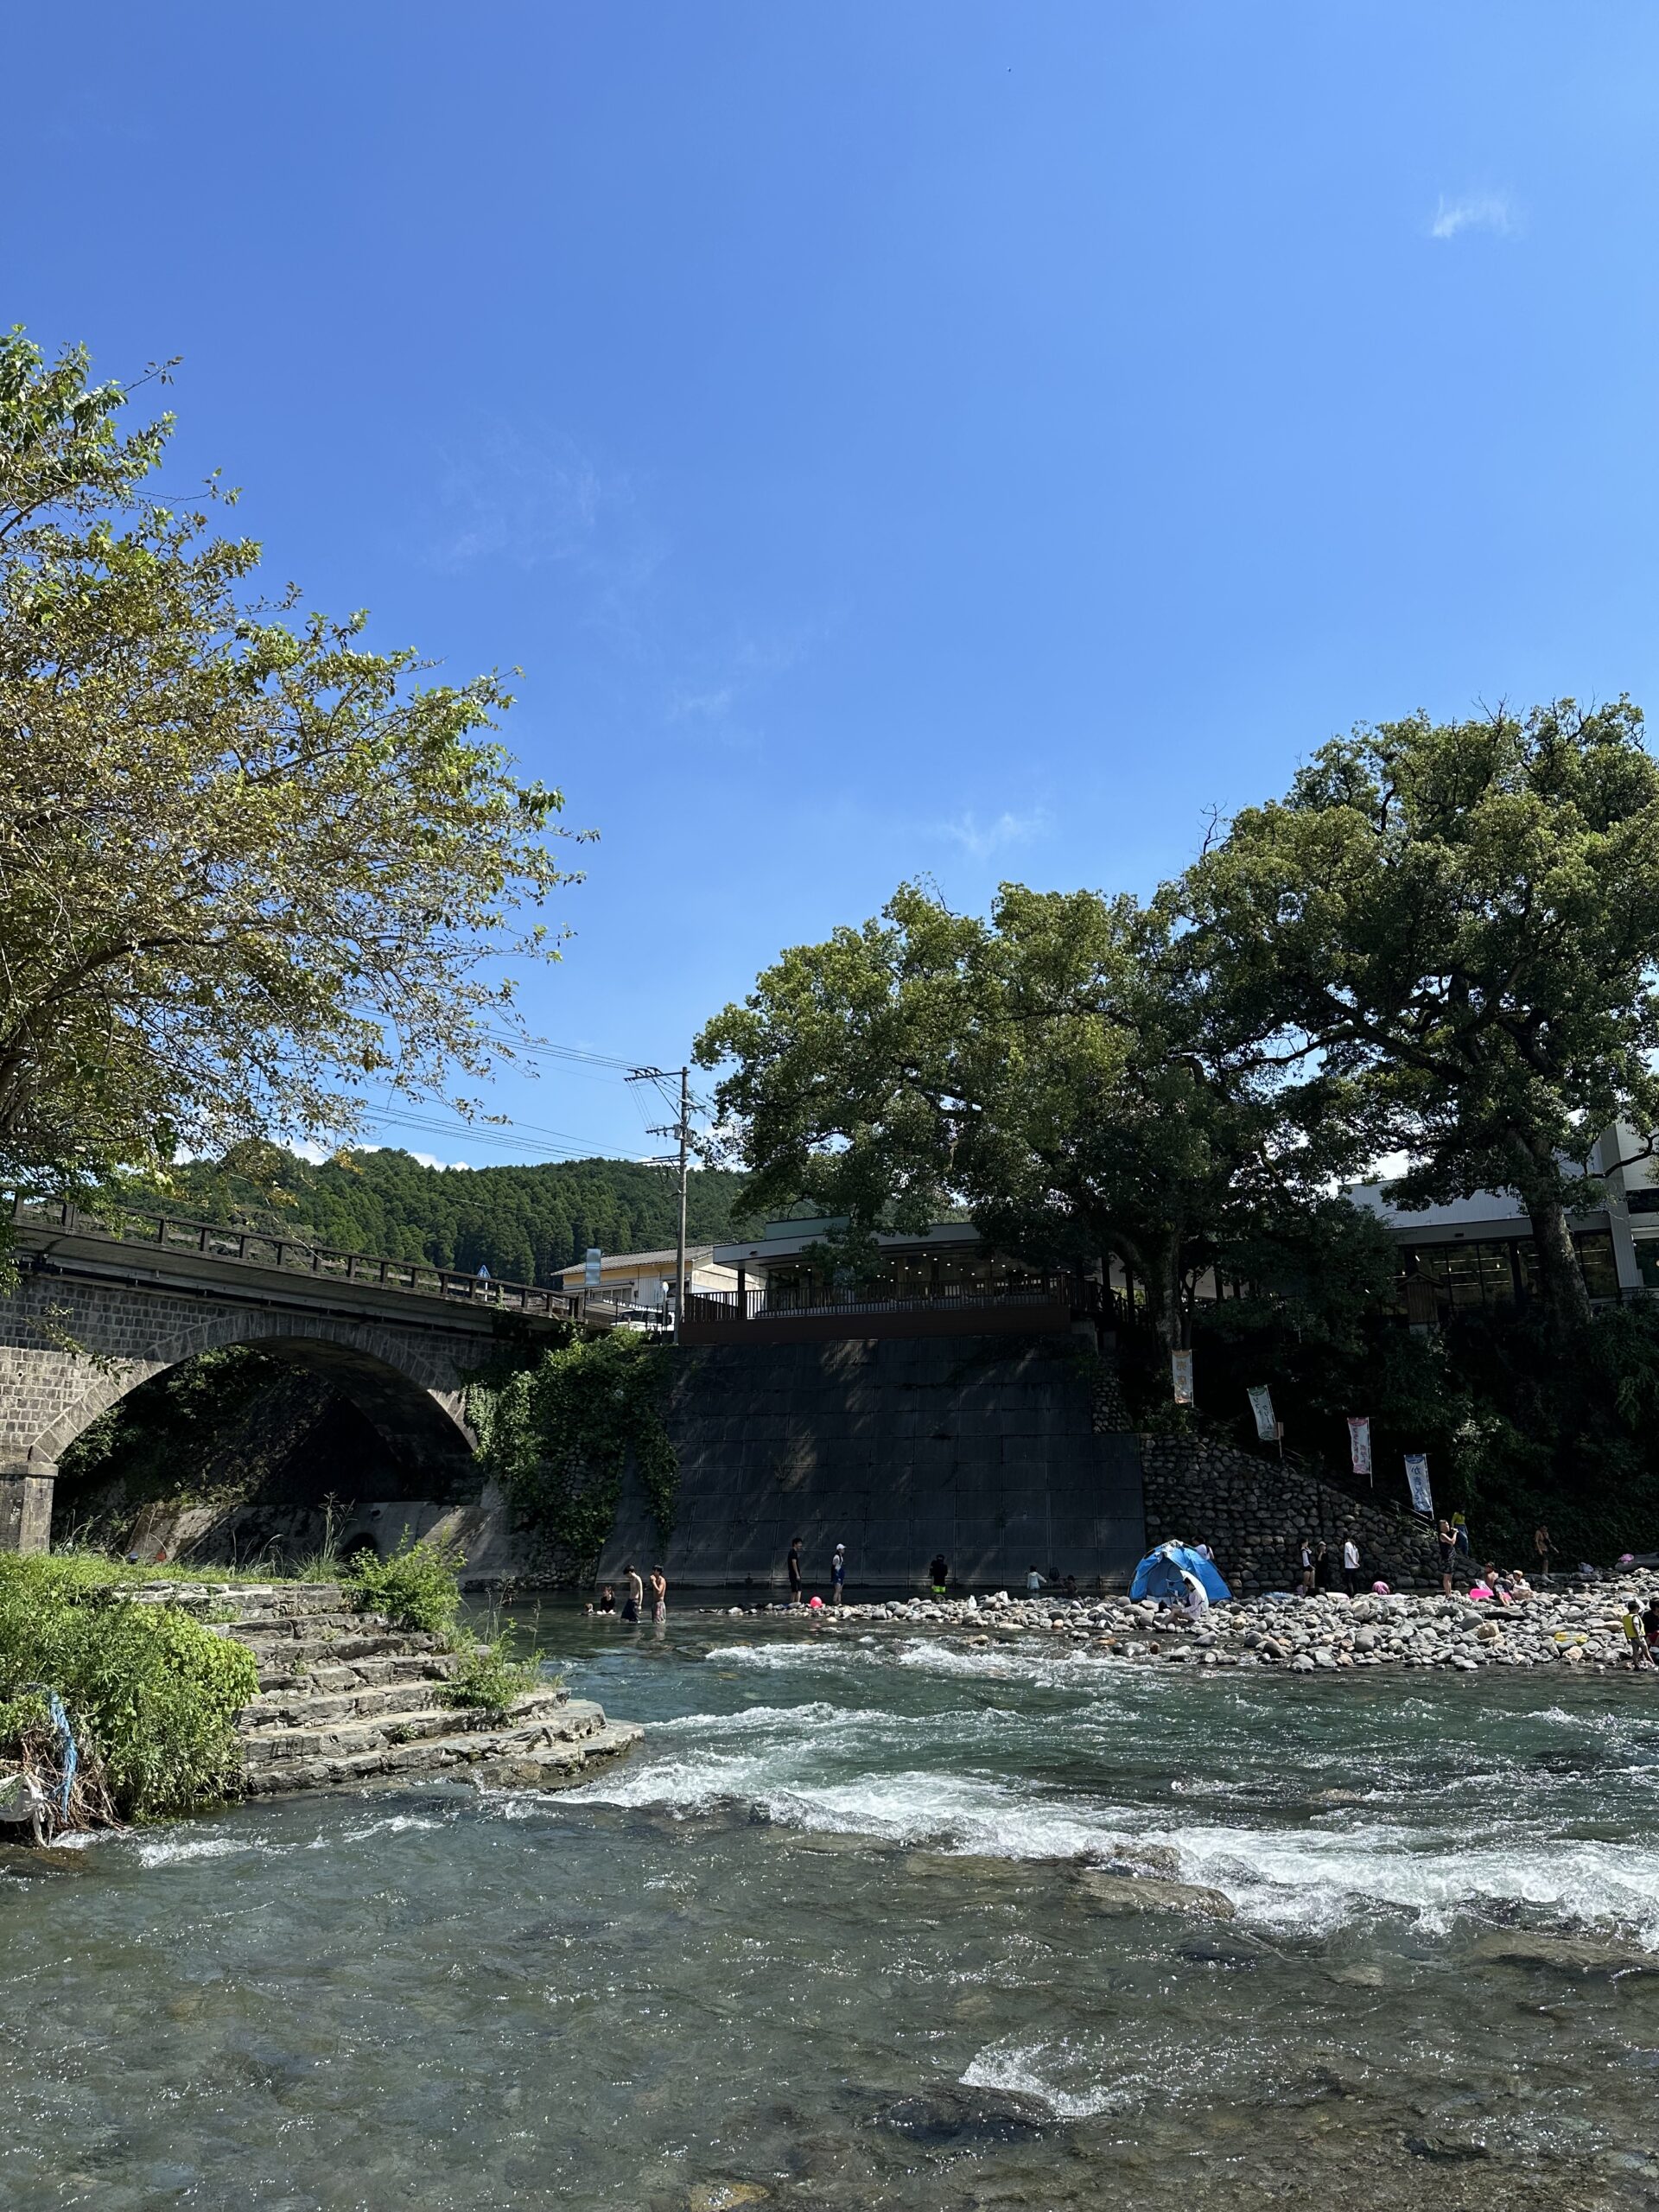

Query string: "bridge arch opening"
[47, 1335, 478, 1560]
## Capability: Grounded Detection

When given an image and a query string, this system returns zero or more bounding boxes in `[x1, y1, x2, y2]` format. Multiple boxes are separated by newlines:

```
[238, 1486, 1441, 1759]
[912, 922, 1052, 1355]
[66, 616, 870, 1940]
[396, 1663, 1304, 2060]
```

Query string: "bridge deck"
[10, 1196, 636, 1332]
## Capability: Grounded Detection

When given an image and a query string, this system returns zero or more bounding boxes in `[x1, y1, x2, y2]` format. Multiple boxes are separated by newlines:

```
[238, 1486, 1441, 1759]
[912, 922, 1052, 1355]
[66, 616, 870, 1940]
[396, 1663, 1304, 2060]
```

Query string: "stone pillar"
[0, 1471, 54, 1554]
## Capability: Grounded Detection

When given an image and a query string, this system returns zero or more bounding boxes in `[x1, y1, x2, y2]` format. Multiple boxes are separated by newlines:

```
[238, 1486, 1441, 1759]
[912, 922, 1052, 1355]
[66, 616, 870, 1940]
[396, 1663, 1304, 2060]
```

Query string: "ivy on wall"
[469, 1333, 678, 1581]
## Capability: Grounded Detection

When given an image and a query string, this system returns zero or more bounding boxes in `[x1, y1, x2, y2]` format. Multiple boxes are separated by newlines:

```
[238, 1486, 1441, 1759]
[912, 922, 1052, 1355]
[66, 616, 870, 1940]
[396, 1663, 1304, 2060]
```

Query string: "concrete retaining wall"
[601, 1333, 1147, 1592]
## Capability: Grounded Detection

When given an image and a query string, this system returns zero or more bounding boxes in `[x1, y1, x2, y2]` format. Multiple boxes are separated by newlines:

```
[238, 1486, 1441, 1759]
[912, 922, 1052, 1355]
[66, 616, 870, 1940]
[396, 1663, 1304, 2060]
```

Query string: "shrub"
[0, 1556, 258, 1821]
[346, 1530, 463, 1636]
[471, 1332, 677, 1580]
[442, 1631, 551, 1714]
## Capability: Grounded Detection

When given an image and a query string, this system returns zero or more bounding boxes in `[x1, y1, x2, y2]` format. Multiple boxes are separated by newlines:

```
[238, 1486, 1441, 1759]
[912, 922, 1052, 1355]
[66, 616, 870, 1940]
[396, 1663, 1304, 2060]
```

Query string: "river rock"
[1471, 1932, 1659, 1977]
[1081, 1871, 1236, 1919]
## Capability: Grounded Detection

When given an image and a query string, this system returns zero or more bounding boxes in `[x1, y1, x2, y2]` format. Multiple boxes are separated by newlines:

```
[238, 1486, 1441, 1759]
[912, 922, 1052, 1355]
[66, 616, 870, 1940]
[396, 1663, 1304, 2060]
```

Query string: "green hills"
[113, 1148, 753, 1287]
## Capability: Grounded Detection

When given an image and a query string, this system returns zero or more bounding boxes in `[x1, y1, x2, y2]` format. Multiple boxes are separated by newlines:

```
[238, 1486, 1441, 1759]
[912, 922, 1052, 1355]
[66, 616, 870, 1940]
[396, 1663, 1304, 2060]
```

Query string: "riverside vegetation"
[0, 1535, 551, 1830]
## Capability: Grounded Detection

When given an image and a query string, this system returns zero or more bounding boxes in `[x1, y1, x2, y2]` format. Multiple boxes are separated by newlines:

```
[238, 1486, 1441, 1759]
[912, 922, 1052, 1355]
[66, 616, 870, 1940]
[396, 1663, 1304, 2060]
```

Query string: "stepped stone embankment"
[138, 1581, 640, 1794]
[717, 1577, 1659, 1673]
[1139, 1433, 1442, 1592]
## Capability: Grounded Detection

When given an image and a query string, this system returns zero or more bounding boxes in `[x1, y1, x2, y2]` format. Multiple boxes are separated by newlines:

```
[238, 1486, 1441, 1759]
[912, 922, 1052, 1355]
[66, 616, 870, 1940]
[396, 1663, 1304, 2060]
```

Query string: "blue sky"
[10, 3, 1659, 1166]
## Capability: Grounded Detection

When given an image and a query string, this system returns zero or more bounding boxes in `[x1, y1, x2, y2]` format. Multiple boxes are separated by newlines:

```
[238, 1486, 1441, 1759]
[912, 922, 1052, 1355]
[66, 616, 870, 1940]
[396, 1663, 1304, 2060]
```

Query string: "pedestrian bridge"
[0, 1198, 607, 1551]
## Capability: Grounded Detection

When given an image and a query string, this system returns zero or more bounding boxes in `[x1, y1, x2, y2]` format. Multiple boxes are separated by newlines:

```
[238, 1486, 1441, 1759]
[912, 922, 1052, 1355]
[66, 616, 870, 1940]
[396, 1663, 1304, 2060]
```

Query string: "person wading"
[649, 1565, 667, 1624]
[621, 1562, 643, 1624]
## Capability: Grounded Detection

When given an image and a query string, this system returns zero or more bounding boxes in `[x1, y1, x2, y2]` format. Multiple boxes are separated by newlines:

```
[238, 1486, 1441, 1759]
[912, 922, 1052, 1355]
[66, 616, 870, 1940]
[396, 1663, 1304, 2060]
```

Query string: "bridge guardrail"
[10, 1195, 582, 1322]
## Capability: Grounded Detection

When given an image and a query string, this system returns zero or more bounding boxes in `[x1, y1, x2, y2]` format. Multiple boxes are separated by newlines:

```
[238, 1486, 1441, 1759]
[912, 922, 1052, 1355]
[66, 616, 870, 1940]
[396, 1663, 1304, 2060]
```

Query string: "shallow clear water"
[6, 1604, 1659, 2209]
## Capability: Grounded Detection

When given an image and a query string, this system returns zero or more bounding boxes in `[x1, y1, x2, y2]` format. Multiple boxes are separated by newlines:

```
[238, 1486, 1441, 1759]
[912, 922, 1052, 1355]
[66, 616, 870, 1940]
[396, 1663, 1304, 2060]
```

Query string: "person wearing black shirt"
[929, 1552, 949, 1598]
[787, 1538, 804, 1605]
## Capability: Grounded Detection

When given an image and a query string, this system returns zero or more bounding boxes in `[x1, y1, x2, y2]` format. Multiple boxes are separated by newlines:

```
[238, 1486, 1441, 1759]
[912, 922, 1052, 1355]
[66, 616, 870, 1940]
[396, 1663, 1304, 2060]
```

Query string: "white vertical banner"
[584, 1246, 602, 1293]
[1348, 1416, 1373, 1480]
[1171, 1349, 1194, 1406]
[1404, 1453, 1433, 1518]
[1247, 1385, 1277, 1443]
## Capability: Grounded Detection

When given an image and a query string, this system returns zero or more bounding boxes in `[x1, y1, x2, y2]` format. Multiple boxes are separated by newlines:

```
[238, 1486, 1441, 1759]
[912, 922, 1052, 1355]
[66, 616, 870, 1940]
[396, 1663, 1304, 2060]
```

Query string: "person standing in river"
[648, 1565, 667, 1624]
[621, 1562, 643, 1623]
[787, 1538, 804, 1605]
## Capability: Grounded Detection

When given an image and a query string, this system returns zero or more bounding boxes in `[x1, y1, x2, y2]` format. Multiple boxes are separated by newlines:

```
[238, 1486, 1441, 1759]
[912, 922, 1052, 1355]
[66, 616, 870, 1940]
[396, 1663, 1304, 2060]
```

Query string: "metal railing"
[10, 1194, 582, 1321]
[685, 1274, 1101, 1325]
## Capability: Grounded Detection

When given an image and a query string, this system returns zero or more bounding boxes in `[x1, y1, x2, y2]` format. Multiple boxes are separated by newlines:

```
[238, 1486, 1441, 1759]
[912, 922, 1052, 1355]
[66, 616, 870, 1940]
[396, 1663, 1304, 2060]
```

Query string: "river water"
[5, 1604, 1659, 2211]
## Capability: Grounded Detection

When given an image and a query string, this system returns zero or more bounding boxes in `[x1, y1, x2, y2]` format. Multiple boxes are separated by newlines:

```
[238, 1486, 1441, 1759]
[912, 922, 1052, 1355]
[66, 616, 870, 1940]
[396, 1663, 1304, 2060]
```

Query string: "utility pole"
[628, 1063, 692, 1344]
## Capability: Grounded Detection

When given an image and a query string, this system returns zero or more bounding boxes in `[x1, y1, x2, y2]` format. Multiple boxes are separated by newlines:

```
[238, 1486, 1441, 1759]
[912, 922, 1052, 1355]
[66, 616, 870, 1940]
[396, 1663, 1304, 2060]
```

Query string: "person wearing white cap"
[830, 1543, 847, 1606]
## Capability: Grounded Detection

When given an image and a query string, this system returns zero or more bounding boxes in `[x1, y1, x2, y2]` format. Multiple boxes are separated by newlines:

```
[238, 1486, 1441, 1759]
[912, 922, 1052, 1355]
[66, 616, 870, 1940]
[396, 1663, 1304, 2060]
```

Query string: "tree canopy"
[696, 879, 1360, 1344]
[0, 328, 581, 1202]
[1184, 702, 1659, 1329]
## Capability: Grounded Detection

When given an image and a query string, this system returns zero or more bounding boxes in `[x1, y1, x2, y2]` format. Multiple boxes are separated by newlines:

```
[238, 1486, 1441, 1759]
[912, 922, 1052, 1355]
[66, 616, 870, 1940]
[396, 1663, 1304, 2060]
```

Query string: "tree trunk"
[1522, 1185, 1593, 1334]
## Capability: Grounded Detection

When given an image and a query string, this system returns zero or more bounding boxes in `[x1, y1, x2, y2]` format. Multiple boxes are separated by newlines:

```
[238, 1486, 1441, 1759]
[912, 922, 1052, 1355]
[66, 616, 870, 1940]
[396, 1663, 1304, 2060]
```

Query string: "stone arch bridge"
[0, 1198, 587, 1553]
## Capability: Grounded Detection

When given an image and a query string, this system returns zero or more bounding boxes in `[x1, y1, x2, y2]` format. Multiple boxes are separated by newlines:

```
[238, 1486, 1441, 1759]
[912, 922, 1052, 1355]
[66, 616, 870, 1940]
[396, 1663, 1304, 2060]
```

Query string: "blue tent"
[1130, 1541, 1232, 1605]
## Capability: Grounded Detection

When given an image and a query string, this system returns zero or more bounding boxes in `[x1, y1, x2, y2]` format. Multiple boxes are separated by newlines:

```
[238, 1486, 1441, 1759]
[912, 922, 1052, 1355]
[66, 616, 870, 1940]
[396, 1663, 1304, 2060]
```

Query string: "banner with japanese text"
[1404, 1453, 1433, 1517]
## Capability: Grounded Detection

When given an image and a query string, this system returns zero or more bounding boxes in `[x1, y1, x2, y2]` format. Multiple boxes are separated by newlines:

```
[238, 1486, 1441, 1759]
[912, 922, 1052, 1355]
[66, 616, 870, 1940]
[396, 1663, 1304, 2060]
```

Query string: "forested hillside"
[111, 1149, 754, 1287]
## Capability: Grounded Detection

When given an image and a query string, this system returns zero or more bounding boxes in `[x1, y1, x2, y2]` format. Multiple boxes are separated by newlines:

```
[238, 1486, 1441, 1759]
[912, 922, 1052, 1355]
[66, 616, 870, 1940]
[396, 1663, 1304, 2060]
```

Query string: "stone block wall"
[1140, 1432, 1442, 1592]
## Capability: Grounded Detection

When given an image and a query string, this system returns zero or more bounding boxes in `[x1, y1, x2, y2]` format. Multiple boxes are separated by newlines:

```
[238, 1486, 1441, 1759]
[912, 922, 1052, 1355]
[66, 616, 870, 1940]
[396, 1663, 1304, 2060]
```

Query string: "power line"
[474, 1029, 645, 1074]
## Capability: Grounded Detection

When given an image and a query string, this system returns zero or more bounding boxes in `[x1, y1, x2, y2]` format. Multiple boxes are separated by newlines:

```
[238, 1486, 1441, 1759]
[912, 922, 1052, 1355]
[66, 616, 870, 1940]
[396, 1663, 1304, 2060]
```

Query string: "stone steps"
[238, 1685, 578, 1764]
[181, 1584, 642, 1800]
[239, 1707, 637, 1796]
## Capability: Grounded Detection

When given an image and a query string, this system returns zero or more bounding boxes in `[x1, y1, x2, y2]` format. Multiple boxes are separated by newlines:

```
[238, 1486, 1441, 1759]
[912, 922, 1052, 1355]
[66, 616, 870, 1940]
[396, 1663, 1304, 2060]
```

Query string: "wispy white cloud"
[423, 420, 666, 652]
[663, 621, 830, 745]
[1428, 191, 1516, 242]
[666, 683, 736, 723]
[934, 808, 1051, 860]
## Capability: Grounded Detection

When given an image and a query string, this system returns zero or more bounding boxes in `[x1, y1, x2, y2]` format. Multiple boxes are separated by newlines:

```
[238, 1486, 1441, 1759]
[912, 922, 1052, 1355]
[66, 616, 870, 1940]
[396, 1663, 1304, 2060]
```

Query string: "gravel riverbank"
[703, 1580, 1659, 1673]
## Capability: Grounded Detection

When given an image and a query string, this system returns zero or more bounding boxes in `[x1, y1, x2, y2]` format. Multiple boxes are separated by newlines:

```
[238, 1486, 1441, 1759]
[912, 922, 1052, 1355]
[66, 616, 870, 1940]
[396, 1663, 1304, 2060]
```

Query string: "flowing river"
[6, 1601, 1659, 2210]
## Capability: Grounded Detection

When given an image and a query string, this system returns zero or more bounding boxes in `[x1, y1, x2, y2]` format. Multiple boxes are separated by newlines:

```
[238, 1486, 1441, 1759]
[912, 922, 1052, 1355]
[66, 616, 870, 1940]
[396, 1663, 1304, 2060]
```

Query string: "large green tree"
[697, 880, 1359, 1346]
[0, 329, 580, 1202]
[1183, 702, 1659, 1332]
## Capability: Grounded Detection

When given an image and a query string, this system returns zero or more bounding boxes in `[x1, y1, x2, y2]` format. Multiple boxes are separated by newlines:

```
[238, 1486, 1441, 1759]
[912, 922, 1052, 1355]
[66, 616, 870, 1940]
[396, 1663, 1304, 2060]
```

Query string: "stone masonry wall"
[0, 1273, 479, 1483]
[1140, 1432, 1442, 1592]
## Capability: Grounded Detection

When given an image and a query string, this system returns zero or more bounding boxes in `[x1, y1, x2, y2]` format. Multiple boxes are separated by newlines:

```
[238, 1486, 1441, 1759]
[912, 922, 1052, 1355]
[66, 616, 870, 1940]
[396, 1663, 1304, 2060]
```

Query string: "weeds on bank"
[0, 1556, 258, 1823]
[347, 1530, 465, 1636]
[442, 1630, 553, 1714]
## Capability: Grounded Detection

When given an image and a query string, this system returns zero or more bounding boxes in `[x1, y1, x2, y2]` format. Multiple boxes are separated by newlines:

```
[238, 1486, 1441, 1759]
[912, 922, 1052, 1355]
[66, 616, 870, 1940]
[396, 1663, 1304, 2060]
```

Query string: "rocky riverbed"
[706, 1580, 1659, 1673]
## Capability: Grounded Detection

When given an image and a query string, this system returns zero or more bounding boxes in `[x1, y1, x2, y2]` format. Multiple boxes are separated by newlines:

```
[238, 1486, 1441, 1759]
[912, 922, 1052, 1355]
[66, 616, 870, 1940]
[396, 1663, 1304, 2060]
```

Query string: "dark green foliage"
[110, 1146, 752, 1287]
[346, 1531, 463, 1637]
[0, 1556, 259, 1821]
[1150, 1230, 1659, 1566]
[474, 1334, 677, 1580]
